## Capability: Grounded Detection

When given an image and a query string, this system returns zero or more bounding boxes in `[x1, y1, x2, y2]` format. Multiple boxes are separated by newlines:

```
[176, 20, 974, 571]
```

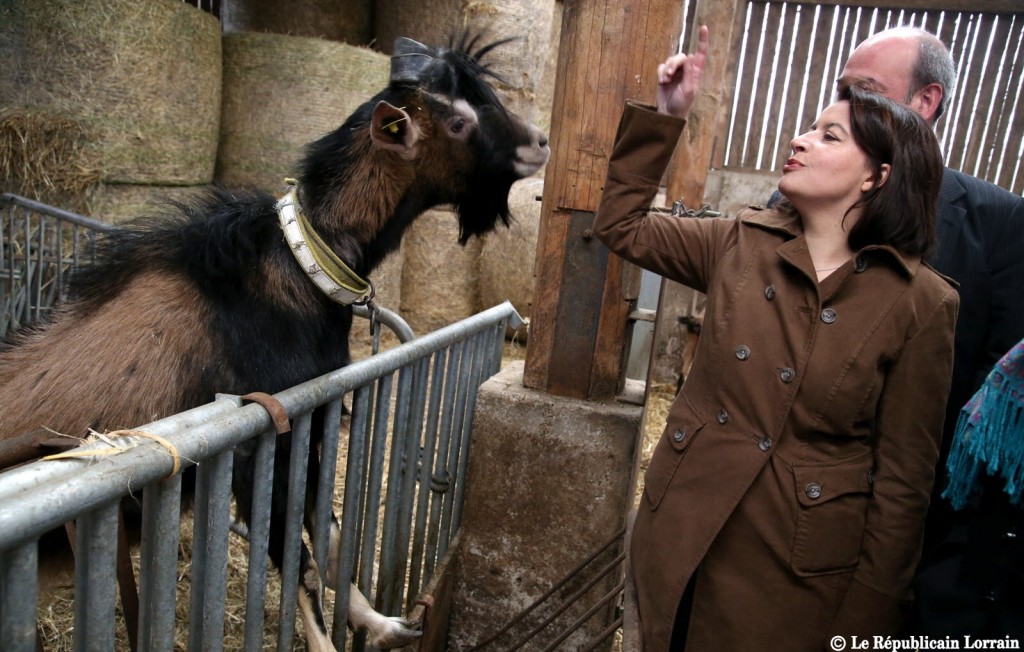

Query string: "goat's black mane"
[432, 32, 516, 114]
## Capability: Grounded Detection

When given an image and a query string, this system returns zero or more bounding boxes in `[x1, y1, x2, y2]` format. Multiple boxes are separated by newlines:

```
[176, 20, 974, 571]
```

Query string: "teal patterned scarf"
[943, 339, 1024, 510]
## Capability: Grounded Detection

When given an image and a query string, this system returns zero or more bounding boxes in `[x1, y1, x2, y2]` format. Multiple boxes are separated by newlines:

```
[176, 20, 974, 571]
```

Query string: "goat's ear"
[370, 101, 419, 156]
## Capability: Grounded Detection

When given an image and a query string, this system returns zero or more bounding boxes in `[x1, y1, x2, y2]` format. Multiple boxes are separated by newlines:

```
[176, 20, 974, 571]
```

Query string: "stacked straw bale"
[220, 0, 372, 46]
[0, 0, 221, 213]
[215, 33, 388, 193]
[478, 177, 545, 341]
[400, 208, 482, 335]
[87, 183, 210, 225]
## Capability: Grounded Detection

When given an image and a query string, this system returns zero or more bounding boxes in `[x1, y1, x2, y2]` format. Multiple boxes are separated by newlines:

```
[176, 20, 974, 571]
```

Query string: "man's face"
[837, 35, 918, 107]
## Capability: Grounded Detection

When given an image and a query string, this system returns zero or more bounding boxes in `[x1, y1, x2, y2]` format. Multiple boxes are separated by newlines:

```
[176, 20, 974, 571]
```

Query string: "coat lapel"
[932, 168, 967, 274]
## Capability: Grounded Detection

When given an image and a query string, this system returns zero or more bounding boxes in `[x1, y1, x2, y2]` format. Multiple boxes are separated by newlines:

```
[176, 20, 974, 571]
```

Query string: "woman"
[596, 27, 958, 651]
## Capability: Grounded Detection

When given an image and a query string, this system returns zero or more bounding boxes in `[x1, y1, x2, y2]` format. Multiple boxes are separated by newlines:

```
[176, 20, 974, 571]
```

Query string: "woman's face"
[778, 100, 878, 211]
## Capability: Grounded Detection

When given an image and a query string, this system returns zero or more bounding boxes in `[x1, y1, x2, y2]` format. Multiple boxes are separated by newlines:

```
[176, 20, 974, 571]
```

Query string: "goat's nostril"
[539, 135, 549, 148]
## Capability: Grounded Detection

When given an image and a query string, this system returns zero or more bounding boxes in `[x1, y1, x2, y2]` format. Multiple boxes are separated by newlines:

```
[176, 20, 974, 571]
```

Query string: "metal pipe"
[242, 430, 276, 651]
[0, 193, 116, 232]
[331, 384, 372, 650]
[0, 542, 37, 652]
[74, 501, 119, 652]
[138, 474, 183, 652]
[276, 412, 313, 651]
[312, 398, 344, 583]
[352, 303, 415, 343]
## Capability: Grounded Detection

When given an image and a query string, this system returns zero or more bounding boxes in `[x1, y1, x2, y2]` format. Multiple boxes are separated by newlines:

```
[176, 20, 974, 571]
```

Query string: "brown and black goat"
[0, 35, 549, 651]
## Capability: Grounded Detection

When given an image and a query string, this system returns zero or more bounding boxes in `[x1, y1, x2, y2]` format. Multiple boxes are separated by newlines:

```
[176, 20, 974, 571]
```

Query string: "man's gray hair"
[908, 28, 958, 120]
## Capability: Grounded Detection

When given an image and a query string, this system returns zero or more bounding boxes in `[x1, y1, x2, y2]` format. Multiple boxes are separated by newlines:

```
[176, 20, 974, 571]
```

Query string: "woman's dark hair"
[842, 84, 944, 258]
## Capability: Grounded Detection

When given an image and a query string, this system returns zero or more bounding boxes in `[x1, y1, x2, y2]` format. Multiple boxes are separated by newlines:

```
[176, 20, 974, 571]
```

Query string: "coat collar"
[739, 206, 922, 278]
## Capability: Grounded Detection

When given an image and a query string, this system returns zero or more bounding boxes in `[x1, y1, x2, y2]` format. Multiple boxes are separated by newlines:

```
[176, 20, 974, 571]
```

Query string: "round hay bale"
[215, 33, 388, 193]
[400, 208, 481, 335]
[368, 245, 404, 316]
[87, 183, 210, 225]
[373, 0, 462, 55]
[0, 0, 222, 189]
[478, 177, 544, 340]
[375, 0, 556, 123]
[221, 0, 372, 45]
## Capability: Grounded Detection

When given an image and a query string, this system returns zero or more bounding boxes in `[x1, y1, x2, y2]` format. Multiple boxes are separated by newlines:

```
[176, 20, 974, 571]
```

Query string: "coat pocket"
[642, 397, 707, 511]
[790, 452, 874, 575]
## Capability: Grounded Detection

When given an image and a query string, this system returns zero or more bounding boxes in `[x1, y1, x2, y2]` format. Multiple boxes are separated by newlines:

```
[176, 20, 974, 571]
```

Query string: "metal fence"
[1, 193, 115, 339]
[0, 193, 521, 650]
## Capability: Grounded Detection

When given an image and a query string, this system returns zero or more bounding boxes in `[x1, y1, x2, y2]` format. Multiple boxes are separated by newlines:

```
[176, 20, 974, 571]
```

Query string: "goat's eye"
[451, 117, 465, 133]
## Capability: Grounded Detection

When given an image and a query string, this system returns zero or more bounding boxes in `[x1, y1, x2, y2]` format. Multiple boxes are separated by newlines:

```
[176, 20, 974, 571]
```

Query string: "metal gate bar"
[138, 473, 183, 651]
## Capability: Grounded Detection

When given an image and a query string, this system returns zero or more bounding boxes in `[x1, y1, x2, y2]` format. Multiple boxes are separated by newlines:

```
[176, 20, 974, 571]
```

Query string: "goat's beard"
[455, 180, 514, 244]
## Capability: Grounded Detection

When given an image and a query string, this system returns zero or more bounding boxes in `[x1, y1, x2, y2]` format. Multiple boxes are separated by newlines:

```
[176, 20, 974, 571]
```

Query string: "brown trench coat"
[595, 102, 959, 651]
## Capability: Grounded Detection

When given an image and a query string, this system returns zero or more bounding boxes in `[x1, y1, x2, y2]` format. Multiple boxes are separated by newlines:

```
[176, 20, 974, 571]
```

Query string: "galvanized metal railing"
[0, 192, 521, 650]
[0, 300, 520, 651]
[1, 193, 115, 339]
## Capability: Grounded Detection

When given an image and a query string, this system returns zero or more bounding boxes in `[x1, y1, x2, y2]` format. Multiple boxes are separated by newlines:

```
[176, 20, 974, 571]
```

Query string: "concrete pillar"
[448, 361, 641, 649]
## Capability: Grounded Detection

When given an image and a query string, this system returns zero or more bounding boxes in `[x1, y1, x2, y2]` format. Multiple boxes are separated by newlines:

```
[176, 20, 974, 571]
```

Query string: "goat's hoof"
[368, 617, 422, 649]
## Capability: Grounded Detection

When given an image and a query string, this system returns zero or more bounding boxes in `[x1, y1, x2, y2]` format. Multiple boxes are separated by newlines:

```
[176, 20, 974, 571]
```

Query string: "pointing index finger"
[695, 24, 709, 58]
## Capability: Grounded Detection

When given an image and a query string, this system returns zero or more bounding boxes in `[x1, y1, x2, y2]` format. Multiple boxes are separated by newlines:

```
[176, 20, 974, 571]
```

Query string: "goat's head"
[299, 34, 550, 246]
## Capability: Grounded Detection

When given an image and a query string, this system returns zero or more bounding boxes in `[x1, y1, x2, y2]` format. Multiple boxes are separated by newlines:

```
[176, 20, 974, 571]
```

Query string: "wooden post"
[667, 0, 745, 207]
[524, 0, 686, 400]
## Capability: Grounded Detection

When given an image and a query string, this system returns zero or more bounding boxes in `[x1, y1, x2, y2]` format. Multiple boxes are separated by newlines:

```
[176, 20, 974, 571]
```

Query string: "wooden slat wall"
[182, 0, 221, 17]
[707, 1, 1024, 195]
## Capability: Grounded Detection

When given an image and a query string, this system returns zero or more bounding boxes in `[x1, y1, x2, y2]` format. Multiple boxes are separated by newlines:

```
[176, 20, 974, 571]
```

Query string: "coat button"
[673, 429, 686, 443]
[779, 367, 795, 383]
[820, 308, 837, 324]
[735, 345, 751, 360]
[764, 285, 776, 300]
[804, 482, 822, 499]
[717, 408, 729, 424]
[758, 436, 772, 452]
[855, 257, 868, 273]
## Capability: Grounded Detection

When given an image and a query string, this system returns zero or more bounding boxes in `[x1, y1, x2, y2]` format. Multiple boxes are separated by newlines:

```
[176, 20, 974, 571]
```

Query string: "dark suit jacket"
[912, 168, 1024, 637]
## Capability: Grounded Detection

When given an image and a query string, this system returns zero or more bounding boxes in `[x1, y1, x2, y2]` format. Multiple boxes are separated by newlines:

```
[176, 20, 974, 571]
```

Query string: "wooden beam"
[524, 0, 685, 400]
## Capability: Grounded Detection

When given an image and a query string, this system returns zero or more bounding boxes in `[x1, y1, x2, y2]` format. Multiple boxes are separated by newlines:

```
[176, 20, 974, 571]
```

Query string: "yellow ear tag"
[381, 108, 408, 135]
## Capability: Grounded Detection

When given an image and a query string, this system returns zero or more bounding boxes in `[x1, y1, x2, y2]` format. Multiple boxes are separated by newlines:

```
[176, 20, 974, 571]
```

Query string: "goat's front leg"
[297, 547, 337, 652]
[323, 518, 421, 648]
[347, 582, 423, 649]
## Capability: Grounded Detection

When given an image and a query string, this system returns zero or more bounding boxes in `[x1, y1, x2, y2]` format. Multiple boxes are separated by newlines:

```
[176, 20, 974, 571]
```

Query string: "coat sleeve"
[829, 285, 960, 638]
[593, 101, 735, 293]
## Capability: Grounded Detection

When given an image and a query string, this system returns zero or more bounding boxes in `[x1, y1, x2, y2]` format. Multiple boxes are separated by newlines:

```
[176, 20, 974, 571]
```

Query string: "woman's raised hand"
[656, 25, 709, 118]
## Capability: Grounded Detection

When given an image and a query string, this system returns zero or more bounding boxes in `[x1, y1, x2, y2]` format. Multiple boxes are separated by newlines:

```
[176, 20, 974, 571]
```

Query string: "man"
[838, 27, 1024, 637]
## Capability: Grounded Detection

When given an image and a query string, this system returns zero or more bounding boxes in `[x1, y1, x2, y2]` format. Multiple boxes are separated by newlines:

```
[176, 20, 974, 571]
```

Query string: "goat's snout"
[515, 123, 551, 178]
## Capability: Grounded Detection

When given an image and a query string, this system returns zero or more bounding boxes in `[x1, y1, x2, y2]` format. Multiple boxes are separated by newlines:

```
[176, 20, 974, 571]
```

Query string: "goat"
[0, 34, 549, 651]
